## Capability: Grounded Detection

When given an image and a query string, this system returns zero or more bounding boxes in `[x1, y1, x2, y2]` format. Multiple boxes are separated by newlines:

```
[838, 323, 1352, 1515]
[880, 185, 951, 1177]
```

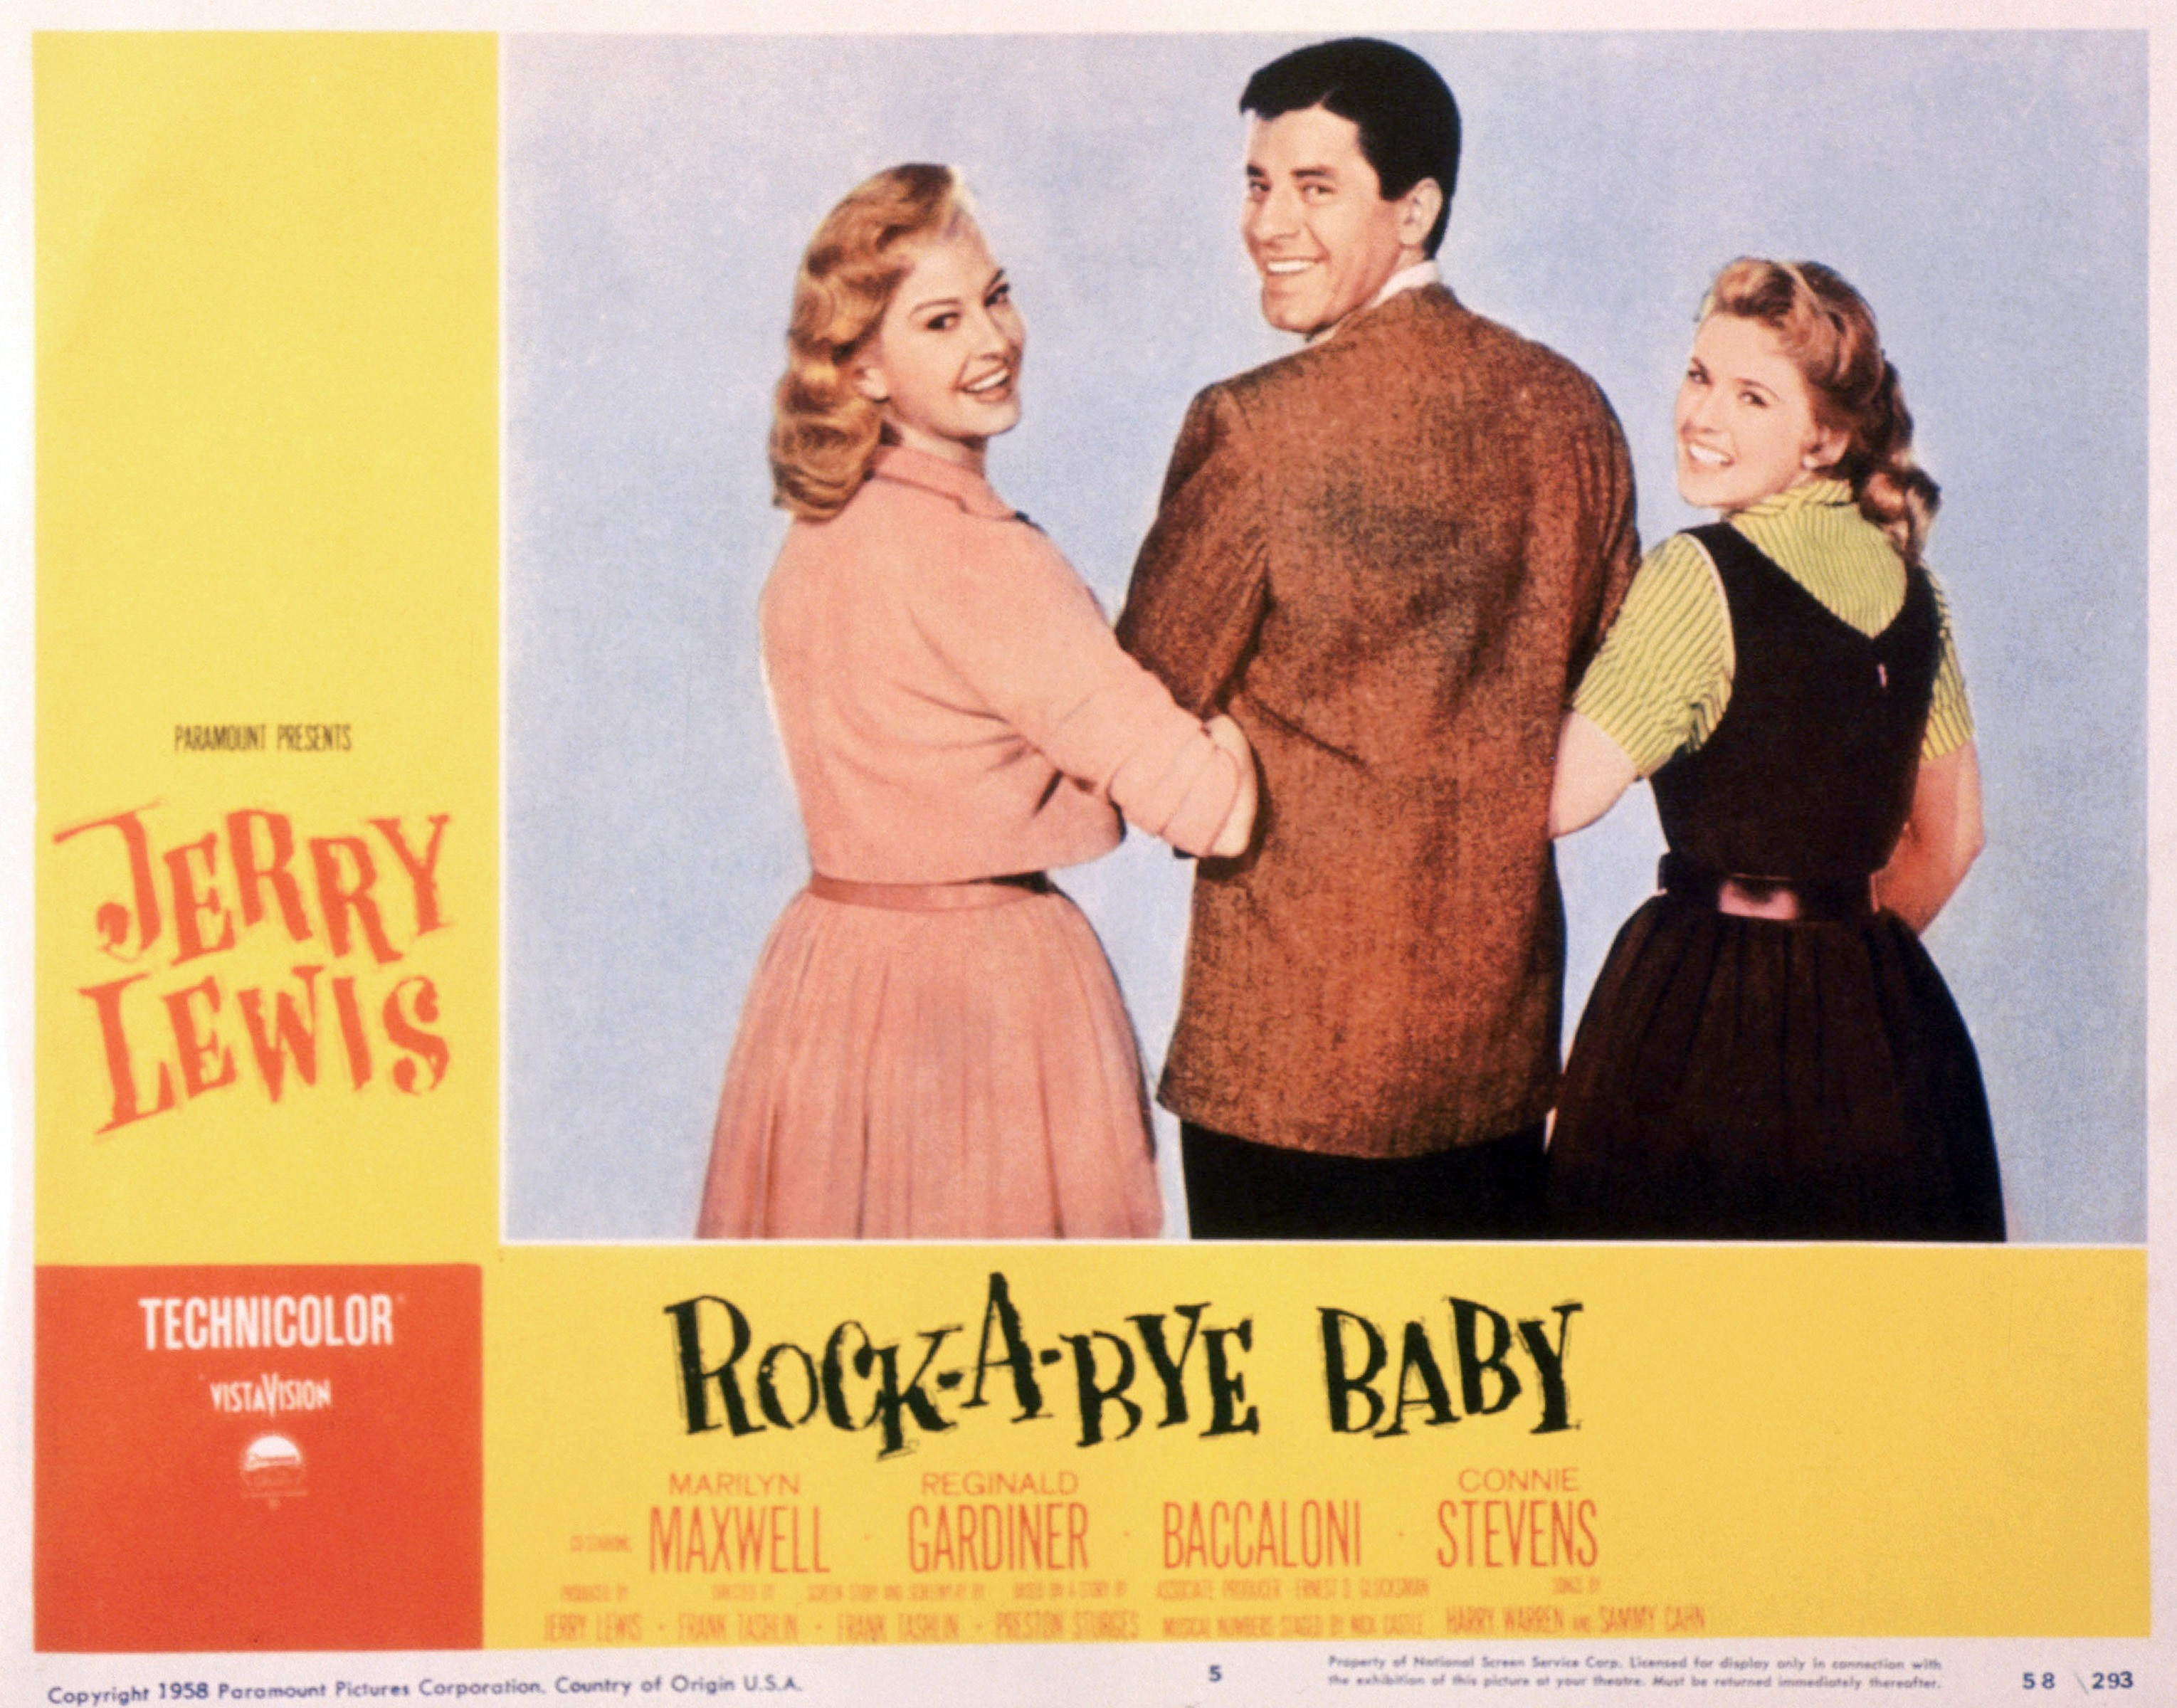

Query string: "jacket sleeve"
[907, 515, 1243, 856]
[1564, 376, 1643, 692]
[1115, 386, 1272, 718]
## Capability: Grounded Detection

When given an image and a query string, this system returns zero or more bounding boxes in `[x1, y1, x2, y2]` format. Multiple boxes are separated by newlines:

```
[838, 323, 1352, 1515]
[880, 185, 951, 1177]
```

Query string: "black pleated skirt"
[1549, 893, 2005, 1241]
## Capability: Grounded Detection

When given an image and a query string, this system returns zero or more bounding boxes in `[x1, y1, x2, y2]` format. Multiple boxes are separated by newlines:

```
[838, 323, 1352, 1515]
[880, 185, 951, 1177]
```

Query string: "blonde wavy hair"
[1702, 257, 1941, 567]
[769, 164, 967, 520]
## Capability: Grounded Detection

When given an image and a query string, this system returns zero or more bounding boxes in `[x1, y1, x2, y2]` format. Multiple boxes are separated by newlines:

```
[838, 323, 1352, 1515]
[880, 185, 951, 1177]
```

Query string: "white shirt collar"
[1369, 258, 1440, 310]
[1308, 259, 1440, 344]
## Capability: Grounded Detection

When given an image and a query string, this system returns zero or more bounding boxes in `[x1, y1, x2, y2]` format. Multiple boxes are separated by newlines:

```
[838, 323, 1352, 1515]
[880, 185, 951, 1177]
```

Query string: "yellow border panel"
[35, 33, 499, 1265]
[483, 1244, 2147, 1644]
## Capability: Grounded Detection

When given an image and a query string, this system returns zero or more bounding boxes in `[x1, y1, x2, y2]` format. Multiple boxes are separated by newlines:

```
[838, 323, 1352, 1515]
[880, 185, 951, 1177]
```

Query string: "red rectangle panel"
[36, 1263, 483, 1650]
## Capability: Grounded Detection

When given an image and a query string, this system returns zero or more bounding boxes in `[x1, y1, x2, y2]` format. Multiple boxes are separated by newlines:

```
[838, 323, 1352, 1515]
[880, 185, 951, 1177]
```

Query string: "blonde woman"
[697, 165, 1255, 1240]
[1548, 259, 2002, 1240]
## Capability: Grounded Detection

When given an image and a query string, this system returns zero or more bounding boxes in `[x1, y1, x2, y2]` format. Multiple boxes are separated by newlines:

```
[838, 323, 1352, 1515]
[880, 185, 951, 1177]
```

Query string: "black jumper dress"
[1548, 523, 2005, 1241]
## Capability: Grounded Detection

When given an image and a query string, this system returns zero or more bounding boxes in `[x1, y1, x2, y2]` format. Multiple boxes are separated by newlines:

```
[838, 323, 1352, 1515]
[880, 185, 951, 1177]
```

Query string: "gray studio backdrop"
[504, 32, 2146, 1243]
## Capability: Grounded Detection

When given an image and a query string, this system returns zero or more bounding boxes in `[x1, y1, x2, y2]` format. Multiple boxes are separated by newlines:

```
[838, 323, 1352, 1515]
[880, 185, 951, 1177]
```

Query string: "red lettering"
[332, 974, 373, 1088]
[384, 975, 448, 1093]
[308, 835, 401, 964]
[54, 804, 163, 956]
[236, 966, 322, 1102]
[78, 973, 176, 1133]
[228, 810, 313, 941]
[162, 976, 237, 1097]
[369, 814, 450, 937]
[164, 833, 238, 963]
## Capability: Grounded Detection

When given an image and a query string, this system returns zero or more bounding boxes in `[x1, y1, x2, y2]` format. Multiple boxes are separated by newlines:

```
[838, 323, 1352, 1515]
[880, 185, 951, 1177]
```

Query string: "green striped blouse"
[1572, 479, 1973, 777]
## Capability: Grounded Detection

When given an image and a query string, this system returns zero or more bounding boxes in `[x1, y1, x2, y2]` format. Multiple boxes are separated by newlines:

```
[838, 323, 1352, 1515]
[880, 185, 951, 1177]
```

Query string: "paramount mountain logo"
[240, 1432, 307, 1502]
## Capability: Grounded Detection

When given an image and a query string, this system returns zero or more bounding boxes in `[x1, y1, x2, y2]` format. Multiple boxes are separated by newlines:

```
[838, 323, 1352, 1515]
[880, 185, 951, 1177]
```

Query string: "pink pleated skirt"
[697, 880, 1164, 1240]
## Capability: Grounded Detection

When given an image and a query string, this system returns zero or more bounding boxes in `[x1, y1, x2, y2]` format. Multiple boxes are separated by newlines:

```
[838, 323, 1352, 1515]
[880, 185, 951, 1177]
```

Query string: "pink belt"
[807, 872, 1051, 912]
[1710, 876, 1875, 922]
[1658, 854, 1876, 923]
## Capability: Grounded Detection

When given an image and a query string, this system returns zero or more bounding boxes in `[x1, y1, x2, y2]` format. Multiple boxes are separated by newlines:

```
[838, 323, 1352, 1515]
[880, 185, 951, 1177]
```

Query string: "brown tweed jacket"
[1117, 284, 1638, 1157]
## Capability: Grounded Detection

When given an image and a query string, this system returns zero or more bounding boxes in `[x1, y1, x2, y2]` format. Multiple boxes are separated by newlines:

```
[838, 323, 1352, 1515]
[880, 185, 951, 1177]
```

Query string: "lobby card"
[6, 4, 2171, 1703]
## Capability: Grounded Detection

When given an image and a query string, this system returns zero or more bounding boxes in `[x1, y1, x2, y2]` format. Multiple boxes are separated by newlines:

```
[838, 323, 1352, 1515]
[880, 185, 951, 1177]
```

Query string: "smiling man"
[1117, 38, 1640, 1239]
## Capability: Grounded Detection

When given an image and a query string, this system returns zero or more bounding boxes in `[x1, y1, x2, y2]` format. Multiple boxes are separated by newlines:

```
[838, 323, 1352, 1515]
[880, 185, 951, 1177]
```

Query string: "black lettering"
[1319, 1308, 1387, 1434]
[821, 1321, 880, 1433]
[755, 1342, 821, 1429]
[1063, 1330, 1142, 1447]
[664, 1296, 764, 1438]
[1379, 1318, 1458, 1436]
[1127, 1304, 1207, 1428]
[1201, 1321, 1260, 1437]
[1449, 1297, 1522, 1417]
[961, 1271, 1047, 1420]
[864, 1326, 961, 1457]
[1518, 1303, 1581, 1435]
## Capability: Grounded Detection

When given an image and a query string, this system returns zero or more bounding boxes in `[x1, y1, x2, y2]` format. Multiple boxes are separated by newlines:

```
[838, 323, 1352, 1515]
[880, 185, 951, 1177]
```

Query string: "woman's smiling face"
[1673, 312, 1845, 512]
[853, 216, 1024, 468]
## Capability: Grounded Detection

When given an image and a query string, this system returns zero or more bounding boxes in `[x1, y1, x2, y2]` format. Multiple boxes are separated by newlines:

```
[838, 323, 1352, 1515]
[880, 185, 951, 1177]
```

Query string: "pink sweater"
[760, 446, 1242, 884]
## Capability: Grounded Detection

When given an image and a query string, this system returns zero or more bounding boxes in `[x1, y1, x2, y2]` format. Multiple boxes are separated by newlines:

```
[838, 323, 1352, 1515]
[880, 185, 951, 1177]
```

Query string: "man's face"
[1243, 105, 1423, 337]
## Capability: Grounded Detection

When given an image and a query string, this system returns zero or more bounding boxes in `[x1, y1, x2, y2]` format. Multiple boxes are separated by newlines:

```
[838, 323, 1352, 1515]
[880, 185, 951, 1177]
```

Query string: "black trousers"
[1180, 1120, 1549, 1240]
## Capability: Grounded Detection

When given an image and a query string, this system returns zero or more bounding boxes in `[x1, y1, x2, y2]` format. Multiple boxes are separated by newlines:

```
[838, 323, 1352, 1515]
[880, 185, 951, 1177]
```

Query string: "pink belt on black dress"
[1657, 853, 1876, 923]
[807, 872, 1052, 911]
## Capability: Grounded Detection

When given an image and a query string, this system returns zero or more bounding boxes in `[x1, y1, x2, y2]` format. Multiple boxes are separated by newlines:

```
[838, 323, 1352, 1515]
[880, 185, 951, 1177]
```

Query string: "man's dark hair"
[1240, 38, 1460, 258]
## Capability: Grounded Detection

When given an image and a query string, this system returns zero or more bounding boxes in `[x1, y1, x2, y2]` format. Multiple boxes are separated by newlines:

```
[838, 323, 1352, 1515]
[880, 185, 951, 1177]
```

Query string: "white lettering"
[138, 1292, 399, 1350]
